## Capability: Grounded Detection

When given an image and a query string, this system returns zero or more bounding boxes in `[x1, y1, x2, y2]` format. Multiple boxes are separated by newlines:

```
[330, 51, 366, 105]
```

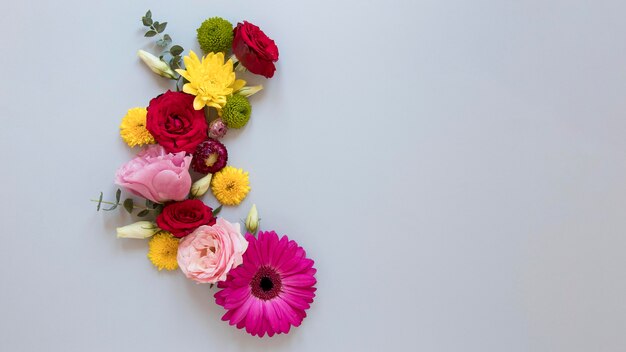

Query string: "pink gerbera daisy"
[214, 231, 317, 337]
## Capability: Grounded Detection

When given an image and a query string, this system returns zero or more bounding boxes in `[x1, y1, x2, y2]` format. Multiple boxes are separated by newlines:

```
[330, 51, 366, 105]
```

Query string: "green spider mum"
[197, 17, 234, 54]
[222, 94, 251, 128]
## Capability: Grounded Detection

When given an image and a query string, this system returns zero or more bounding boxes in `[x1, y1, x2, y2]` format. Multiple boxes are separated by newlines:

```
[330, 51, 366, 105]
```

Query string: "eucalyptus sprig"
[92, 189, 163, 217]
[141, 10, 184, 70]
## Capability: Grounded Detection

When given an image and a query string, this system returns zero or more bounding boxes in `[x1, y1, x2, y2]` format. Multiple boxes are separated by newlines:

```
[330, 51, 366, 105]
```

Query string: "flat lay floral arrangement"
[93, 10, 316, 338]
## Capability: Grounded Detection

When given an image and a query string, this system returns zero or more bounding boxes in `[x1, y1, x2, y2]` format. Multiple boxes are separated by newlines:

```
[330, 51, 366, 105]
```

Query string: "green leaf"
[123, 198, 134, 214]
[163, 34, 172, 42]
[169, 57, 181, 70]
[170, 45, 183, 56]
[137, 209, 150, 217]
[153, 204, 164, 216]
[145, 30, 157, 37]
[146, 10, 152, 19]
[156, 22, 167, 33]
[156, 38, 168, 47]
[212, 205, 223, 216]
[115, 189, 121, 202]
[142, 17, 153, 26]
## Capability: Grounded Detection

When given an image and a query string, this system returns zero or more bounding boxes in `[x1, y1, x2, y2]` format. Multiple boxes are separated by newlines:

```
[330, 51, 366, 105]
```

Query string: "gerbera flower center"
[259, 277, 273, 291]
[250, 266, 282, 300]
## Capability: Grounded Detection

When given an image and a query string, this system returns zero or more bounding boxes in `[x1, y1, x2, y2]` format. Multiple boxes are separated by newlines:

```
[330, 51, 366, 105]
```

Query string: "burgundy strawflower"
[215, 231, 317, 337]
[191, 139, 228, 174]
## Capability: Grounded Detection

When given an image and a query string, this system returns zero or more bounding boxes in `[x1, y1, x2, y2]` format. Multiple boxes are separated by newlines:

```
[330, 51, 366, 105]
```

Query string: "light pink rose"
[115, 145, 192, 203]
[177, 218, 249, 284]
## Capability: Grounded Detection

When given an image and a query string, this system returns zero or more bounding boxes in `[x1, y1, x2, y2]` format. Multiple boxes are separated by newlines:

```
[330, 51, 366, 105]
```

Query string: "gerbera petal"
[281, 286, 316, 302]
[223, 288, 251, 309]
[229, 295, 254, 326]
[281, 258, 315, 276]
[263, 300, 280, 332]
[245, 299, 263, 335]
[280, 291, 311, 310]
[274, 296, 303, 326]
[269, 235, 289, 267]
[282, 274, 317, 288]
[279, 247, 306, 273]
[264, 231, 279, 266]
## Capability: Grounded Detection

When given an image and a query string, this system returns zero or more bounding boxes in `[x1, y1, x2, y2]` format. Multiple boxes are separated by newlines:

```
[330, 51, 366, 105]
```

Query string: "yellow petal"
[231, 79, 246, 92]
[182, 84, 196, 95]
[176, 69, 191, 82]
[193, 96, 205, 110]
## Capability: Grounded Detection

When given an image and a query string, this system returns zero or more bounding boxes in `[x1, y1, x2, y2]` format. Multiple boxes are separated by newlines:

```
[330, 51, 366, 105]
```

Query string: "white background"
[1, 0, 626, 351]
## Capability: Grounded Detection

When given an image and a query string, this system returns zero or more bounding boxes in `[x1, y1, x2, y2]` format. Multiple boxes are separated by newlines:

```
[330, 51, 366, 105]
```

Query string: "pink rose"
[177, 218, 248, 284]
[115, 145, 192, 203]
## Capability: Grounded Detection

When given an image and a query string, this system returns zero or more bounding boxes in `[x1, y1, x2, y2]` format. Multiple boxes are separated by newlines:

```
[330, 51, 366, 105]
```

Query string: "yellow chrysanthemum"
[147, 231, 180, 271]
[211, 166, 251, 206]
[120, 107, 155, 147]
[176, 50, 246, 111]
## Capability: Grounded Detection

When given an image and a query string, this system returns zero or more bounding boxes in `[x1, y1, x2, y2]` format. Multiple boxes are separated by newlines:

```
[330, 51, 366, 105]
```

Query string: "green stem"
[90, 199, 151, 210]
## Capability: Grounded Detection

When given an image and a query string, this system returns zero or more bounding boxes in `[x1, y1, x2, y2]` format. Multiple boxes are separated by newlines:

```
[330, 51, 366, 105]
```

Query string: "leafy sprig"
[141, 10, 184, 70]
[92, 189, 163, 217]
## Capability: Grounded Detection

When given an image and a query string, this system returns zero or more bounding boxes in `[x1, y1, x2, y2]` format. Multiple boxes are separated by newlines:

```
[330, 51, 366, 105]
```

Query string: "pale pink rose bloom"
[115, 145, 192, 203]
[177, 218, 249, 284]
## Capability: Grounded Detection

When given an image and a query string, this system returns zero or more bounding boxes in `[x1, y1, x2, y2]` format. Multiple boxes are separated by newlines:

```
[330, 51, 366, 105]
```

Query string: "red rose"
[146, 91, 208, 154]
[232, 21, 279, 78]
[156, 199, 216, 238]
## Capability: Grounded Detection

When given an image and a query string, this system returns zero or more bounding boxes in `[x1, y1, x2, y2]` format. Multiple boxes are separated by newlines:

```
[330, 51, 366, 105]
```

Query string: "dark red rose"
[146, 91, 208, 154]
[156, 199, 216, 238]
[232, 21, 279, 78]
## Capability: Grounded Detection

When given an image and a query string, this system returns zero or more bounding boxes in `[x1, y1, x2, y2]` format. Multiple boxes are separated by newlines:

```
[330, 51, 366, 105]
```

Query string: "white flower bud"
[116, 221, 159, 239]
[245, 204, 259, 234]
[137, 50, 176, 79]
[236, 85, 263, 98]
[190, 173, 213, 198]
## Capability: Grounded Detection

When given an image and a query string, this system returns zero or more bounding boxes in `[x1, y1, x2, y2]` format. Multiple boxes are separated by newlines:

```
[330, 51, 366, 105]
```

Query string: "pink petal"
[229, 295, 254, 325]
[282, 274, 316, 288]
[281, 258, 314, 276]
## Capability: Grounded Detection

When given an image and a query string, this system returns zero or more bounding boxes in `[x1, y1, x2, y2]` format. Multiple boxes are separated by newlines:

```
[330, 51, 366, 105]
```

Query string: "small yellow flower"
[147, 231, 180, 271]
[176, 51, 246, 111]
[120, 107, 155, 147]
[211, 166, 251, 206]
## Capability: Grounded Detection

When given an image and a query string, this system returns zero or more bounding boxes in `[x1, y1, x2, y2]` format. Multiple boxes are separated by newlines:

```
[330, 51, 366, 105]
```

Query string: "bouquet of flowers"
[94, 10, 316, 338]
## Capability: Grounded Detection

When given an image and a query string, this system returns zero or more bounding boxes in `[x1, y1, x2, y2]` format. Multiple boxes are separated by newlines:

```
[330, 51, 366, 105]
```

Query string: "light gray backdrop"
[1, 0, 625, 351]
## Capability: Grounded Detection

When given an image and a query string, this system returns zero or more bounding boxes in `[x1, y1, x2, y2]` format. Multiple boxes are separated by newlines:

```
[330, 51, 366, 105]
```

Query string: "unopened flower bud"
[236, 85, 263, 98]
[137, 50, 176, 79]
[190, 173, 213, 198]
[116, 221, 159, 239]
[245, 204, 259, 234]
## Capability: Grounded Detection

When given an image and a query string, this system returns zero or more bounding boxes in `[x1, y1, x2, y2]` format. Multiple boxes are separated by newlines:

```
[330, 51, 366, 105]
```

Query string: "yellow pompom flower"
[120, 107, 155, 147]
[211, 166, 251, 206]
[176, 50, 246, 111]
[147, 231, 180, 271]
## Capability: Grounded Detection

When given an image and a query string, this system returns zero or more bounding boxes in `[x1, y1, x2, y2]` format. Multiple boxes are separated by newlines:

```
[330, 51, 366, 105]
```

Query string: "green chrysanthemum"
[197, 17, 234, 54]
[222, 94, 251, 128]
